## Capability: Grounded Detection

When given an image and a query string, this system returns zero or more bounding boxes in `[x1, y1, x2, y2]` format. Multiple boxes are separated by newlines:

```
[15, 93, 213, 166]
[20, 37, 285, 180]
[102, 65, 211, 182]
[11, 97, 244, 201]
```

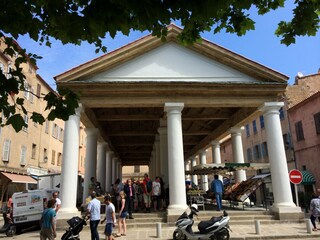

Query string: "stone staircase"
[57, 209, 305, 231]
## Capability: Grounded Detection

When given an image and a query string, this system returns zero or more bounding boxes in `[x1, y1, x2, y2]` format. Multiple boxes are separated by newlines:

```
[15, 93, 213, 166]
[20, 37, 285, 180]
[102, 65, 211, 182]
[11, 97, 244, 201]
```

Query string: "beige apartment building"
[0, 39, 86, 200]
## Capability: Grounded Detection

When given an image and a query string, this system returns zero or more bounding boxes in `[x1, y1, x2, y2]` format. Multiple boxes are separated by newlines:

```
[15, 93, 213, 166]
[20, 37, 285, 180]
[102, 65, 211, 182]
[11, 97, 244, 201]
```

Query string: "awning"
[301, 170, 316, 185]
[0, 172, 37, 184]
[186, 163, 270, 175]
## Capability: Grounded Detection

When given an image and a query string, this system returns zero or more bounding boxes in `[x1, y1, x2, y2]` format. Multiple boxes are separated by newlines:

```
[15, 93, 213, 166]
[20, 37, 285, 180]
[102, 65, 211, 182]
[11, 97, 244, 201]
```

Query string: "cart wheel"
[5, 225, 16, 237]
[61, 231, 70, 240]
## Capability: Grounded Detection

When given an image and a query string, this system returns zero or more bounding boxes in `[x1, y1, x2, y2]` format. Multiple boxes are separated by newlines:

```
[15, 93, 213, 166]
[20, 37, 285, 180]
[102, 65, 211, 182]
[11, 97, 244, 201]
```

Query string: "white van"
[12, 189, 57, 231]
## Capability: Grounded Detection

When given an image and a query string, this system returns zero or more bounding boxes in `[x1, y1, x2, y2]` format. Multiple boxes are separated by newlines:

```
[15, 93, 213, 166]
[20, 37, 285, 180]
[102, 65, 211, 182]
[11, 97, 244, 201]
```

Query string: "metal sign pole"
[295, 184, 299, 207]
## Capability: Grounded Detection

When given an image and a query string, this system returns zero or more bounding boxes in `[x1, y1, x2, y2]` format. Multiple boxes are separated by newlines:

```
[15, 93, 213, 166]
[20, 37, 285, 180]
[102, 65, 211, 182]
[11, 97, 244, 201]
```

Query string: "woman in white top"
[152, 177, 161, 212]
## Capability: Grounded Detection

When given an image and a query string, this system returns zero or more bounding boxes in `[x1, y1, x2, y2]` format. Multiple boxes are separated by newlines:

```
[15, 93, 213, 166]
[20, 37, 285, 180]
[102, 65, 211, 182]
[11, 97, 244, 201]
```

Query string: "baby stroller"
[61, 216, 87, 240]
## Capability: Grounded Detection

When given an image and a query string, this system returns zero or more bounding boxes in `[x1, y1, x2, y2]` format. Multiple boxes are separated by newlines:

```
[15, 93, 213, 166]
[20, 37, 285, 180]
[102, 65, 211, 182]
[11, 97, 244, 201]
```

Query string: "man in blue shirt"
[211, 175, 224, 211]
[86, 191, 101, 240]
[40, 199, 56, 240]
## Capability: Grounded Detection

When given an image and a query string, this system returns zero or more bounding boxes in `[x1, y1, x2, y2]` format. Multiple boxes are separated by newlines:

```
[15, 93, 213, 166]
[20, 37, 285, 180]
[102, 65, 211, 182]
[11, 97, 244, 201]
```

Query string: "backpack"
[146, 180, 153, 193]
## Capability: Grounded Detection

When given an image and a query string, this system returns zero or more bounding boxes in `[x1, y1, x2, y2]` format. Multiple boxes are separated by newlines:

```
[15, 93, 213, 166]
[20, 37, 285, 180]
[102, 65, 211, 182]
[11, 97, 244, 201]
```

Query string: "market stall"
[185, 163, 271, 209]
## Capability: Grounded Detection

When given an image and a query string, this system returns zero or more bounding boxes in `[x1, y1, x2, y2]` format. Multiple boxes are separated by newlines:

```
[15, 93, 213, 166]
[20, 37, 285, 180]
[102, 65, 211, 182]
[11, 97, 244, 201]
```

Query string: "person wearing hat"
[86, 191, 101, 240]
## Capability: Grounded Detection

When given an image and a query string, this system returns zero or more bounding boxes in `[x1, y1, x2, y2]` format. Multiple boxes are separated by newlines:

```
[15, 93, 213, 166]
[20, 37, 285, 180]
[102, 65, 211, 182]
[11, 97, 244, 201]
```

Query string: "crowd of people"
[111, 174, 168, 215]
[84, 174, 168, 239]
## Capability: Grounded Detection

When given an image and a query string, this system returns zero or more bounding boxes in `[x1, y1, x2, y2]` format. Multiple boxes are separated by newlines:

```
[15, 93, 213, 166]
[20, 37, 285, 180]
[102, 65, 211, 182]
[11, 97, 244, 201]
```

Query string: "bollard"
[255, 219, 261, 235]
[156, 222, 162, 238]
[306, 219, 313, 234]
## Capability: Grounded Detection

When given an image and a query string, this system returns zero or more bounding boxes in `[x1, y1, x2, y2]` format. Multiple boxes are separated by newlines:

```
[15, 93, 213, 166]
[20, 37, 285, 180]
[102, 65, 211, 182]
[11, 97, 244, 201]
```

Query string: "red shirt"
[143, 178, 150, 194]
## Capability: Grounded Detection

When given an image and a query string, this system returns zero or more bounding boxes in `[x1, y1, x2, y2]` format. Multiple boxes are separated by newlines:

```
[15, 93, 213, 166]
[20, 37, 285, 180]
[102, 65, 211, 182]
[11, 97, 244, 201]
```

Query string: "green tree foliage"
[0, 0, 319, 131]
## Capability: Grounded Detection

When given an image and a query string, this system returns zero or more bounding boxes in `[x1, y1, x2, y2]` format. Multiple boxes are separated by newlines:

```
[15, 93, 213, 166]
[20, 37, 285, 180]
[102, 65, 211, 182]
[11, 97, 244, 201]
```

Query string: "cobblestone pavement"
[0, 221, 320, 239]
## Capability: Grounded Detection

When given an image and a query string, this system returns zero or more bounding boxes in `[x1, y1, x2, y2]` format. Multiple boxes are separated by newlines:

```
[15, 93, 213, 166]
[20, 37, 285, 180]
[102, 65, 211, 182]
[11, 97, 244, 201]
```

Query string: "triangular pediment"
[55, 24, 288, 84]
[90, 43, 258, 83]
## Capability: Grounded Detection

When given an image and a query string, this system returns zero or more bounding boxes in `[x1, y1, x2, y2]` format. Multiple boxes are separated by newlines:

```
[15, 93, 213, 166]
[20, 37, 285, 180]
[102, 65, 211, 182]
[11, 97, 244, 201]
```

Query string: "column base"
[56, 208, 81, 230]
[270, 205, 304, 220]
[58, 208, 81, 219]
[167, 204, 188, 224]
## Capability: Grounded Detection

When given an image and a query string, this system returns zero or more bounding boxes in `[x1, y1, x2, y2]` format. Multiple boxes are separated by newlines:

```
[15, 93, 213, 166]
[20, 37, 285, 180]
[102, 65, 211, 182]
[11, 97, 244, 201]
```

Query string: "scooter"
[173, 204, 230, 240]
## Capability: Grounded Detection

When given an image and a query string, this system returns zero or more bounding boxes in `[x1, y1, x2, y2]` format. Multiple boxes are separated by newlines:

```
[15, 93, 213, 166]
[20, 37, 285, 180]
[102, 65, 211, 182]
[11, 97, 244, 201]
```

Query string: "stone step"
[57, 209, 304, 231]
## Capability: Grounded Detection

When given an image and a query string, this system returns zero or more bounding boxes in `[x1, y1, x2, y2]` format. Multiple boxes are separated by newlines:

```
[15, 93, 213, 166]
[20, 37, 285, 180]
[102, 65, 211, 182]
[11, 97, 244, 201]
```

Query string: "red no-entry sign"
[289, 169, 303, 184]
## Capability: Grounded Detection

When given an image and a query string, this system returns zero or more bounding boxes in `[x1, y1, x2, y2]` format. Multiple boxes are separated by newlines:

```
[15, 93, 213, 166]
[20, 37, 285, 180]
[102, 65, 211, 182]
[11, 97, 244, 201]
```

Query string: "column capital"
[98, 141, 108, 147]
[230, 126, 244, 135]
[164, 102, 184, 113]
[158, 126, 167, 134]
[155, 134, 160, 142]
[199, 149, 207, 155]
[259, 102, 284, 114]
[84, 128, 99, 136]
[210, 140, 221, 146]
[74, 104, 83, 116]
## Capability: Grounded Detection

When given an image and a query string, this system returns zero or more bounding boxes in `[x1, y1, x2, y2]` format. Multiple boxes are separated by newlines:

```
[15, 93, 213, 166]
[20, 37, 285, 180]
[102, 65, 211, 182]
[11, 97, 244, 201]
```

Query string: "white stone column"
[211, 141, 222, 164]
[83, 128, 99, 202]
[191, 157, 198, 186]
[164, 102, 187, 213]
[151, 151, 155, 180]
[155, 135, 161, 177]
[97, 142, 107, 191]
[230, 127, 246, 183]
[211, 141, 223, 182]
[158, 126, 169, 187]
[185, 160, 191, 181]
[199, 150, 209, 191]
[105, 151, 113, 193]
[60, 107, 81, 214]
[117, 161, 122, 180]
[259, 102, 298, 215]
[111, 157, 117, 183]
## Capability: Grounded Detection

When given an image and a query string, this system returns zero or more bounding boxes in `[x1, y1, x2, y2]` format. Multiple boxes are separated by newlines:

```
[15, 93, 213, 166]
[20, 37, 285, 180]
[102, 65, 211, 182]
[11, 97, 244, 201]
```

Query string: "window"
[51, 150, 56, 165]
[245, 124, 250, 137]
[22, 115, 28, 132]
[261, 142, 268, 157]
[29, 86, 34, 103]
[43, 148, 48, 161]
[295, 121, 304, 141]
[45, 120, 49, 134]
[57, 153, 62, 166]
[134, 166, 140, 173]
[24, 82, 29, 99]
[36, 84, 41, 97]
[314, 112, 320, 135]
[52, 123, 58, 138]
[253, 120, 257, 134]
[279, 107, 285, 120]
[20, 145, 27, 166]
[259, 115, 265, 129]
[31, 143, 36, 159]
[283, 133, 292, 150]
[246, 148, 252, 162]
[59, 128, 64, 141]
[2, 139, 11, 162]
[253, 144, 261, 160]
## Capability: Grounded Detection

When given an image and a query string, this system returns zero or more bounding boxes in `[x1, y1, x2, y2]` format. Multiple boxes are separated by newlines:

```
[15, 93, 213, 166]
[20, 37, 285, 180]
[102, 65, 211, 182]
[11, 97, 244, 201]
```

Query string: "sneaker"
[129, 216, 134, 219]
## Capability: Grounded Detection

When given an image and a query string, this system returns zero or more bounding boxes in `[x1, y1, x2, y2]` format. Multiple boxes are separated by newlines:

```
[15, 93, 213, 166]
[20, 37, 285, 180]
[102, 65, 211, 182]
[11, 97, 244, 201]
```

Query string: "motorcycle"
[173, 204, 230, 240]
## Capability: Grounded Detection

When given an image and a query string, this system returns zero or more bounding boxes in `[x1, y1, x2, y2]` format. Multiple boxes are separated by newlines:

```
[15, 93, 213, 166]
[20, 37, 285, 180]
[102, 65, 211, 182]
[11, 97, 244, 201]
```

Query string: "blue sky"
[17, 2, 319, 90]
